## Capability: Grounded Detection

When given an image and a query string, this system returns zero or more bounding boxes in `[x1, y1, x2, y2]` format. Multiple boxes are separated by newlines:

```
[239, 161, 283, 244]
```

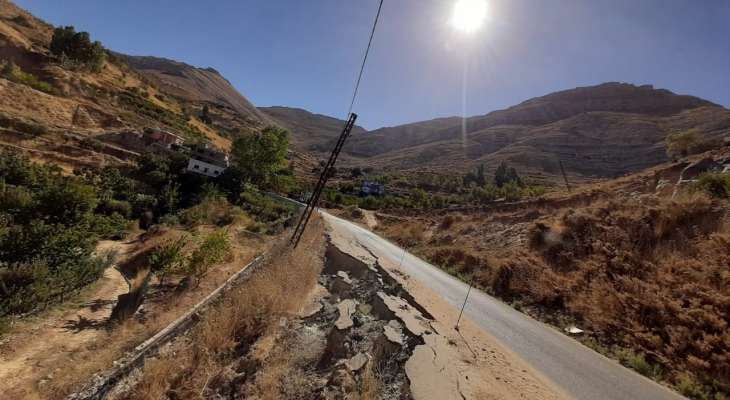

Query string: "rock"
[345, 352, 369, 372]
[679, 157, 722, 182]
[337, 271, 353, 285]
[384, 320, 404, 345]
[564, 325, 584, 335]
[335, 299, 357, 330]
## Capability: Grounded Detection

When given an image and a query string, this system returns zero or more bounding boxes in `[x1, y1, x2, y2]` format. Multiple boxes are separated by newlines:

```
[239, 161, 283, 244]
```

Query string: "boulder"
[679, 157, 722, 182]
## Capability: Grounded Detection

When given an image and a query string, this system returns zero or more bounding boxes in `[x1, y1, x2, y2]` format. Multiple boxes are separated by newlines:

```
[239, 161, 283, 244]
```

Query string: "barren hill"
[270, 83, 730, 182]
[259, 106, 367, 153]
[119, 54, 271, 130]
[352, 83, 730, 181]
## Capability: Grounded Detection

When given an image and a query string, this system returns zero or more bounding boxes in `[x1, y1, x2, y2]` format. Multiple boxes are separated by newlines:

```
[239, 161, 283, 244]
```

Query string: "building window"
[204, 167, 209, 173]
[193, 164, 199, 169]
[214, 170, 219, 175]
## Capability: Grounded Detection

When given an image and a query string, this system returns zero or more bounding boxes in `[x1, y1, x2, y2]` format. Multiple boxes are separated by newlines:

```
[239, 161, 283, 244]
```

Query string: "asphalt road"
[323, 212, 686, 400]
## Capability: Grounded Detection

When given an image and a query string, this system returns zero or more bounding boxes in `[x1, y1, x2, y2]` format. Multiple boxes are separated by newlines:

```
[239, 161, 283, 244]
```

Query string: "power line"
[291, 1, 385, 247]
[347, 0, 384, 117]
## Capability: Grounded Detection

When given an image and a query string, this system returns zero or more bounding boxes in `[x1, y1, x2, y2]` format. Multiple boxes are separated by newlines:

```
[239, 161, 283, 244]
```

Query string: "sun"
[451, 0, 488, 33]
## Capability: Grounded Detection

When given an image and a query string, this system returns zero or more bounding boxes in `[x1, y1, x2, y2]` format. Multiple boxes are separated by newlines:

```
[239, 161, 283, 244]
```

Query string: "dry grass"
[123, 216, 326, 400]
[355, 360, 381, 400]
[376, 178, 730, 398]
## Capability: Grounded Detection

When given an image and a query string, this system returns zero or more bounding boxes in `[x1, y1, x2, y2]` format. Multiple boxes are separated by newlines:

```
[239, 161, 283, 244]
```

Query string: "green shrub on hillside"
[149, 236, 188, 285]
[665, 129, 708, 159]
[694, 172, 730, 198]
[184, 230, 231, 284]
[1, 61, 56, 96]
[0, 152, 132, 316]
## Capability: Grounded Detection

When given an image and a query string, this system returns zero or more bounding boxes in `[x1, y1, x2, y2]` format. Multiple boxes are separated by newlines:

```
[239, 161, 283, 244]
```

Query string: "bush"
[694, 172, 730, 198]
[1, 61, 56, 95]
[616, 348, 663, 379]
[180, 196, 252, 227]
[239, 187, 294, 223]
[184, 230, 231, 283]
[148, 236, 188, 284]
[675, 374, 714, 400]
[666, 129, 708, 159]
[0, 152, 133, 316]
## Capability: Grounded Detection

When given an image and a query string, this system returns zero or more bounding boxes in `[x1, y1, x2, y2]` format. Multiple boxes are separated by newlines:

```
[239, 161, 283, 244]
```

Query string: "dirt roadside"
[327, 222, 572, 400]
[0, 228, 267, 400]
[0, 239, 135, 398]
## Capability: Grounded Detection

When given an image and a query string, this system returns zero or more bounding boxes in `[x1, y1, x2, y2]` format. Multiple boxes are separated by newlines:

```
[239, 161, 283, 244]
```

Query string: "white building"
[186, 144, 229, 177]
[187, 158, 225, 177]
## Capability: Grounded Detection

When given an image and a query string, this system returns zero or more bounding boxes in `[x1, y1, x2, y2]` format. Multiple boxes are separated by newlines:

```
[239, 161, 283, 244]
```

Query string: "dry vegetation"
[121, 216, 326, 400]
[0, 199, 271, 399]
[376, 154, 730, 399]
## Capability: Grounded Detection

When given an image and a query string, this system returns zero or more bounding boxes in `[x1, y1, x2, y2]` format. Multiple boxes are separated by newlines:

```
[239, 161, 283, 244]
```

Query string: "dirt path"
[0, 239, 135, 398]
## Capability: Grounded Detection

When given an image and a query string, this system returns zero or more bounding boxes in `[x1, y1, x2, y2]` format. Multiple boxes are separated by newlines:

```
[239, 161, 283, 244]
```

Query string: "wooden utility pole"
[290, 113, 358, 247]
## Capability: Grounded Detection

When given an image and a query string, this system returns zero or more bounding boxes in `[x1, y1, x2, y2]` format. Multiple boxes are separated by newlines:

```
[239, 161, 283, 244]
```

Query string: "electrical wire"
[347, 0, 384, 117]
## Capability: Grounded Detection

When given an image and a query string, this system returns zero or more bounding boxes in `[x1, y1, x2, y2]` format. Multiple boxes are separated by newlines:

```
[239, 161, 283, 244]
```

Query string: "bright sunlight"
[451, 0, 488, 33]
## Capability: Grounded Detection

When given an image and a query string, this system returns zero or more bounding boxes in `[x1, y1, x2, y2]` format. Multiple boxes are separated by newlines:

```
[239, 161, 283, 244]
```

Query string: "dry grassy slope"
[118, 54, 271, 132]
[375, 148, 730, 398]
[0, 1, 255, 169]
[350, 83, 730, 181]
[267, 82, 730, 182]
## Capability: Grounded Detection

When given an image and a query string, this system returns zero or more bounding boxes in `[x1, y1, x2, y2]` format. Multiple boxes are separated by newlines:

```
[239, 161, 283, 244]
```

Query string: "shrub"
[666, 129, 707, 159]
[180, 196, 252, 227]
[616, 348, 663, 379]
[148, 236, 188, 284]
[97, 198, 132, 218]
[675, 374, 713, 400]
[50, 26, 106, 72]
[1, 61, 56, 95]
[184, 230, 231, 283]
[239, 187, 293, 223]
[694, 172, 730, 198]
[494, 161, 522, 187]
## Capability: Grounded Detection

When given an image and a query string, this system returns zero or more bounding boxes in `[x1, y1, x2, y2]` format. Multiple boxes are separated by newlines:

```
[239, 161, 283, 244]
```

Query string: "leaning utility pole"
[290, 113, 358, 247]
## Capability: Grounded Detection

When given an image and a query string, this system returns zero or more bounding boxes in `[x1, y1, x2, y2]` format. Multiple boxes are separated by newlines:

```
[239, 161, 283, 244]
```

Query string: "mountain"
[119, 54, 271, 129]
[270, 83, 730, 181]
[0, 0, 276, 170]
[259, 106, 367, 153]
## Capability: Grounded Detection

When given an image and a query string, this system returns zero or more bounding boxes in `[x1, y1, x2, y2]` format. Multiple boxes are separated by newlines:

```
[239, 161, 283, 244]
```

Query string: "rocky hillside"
[355, 83, 730, 181]
[271, 83, 730, 182]
[119, 54, 271, 135]
[259, 106, 367, 153]
[0, 0, 267, 171]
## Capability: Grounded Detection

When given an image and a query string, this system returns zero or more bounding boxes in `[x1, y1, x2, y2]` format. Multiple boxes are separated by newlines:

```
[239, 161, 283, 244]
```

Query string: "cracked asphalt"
[323, 212, 686, 400]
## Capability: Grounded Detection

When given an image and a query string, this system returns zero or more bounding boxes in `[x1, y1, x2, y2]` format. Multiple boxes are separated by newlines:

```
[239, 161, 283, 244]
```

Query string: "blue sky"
[15, 0, 730, 129]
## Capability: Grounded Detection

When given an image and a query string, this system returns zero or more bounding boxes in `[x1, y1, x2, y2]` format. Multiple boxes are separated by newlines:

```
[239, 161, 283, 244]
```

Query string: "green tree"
[148, 237, 188, 286]
[49, 26, 106, 72]
[494, 161, 522, 188]
[230, 126, 289, 188]
[185, 230, 230, 285]
[200, 105, 212, 124]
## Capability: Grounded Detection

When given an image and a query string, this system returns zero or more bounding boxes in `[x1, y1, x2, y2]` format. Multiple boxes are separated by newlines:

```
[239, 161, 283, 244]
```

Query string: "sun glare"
[451, 0, 488, 33]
